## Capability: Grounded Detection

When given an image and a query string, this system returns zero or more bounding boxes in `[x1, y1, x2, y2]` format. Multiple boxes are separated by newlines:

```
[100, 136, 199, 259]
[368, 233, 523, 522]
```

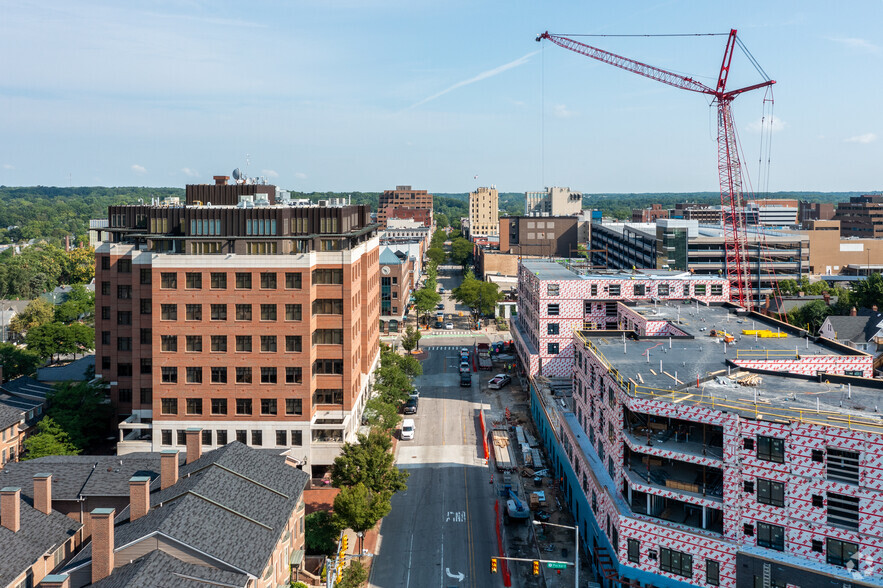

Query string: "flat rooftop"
[580, 303, 883, 433]
[520, 259, 726, 282]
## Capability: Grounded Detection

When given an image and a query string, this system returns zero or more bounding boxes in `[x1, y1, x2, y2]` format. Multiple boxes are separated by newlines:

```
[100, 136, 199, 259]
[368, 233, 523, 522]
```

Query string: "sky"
[1, 0, 882, 194]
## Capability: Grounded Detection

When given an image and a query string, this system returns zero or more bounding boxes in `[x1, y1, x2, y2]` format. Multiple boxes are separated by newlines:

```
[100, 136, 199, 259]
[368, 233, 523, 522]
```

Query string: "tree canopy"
[332, 482, 393, 535]
[452, 270, 504, 326]
[23, 418, 80, 459]
[330, 428, 409, 495]
[0, 343, 41, 380]
[46, 380, 112, 451]
[9, 298, 55, 337]
[450, 237, 472, 266]
[304, 511, 339, 555]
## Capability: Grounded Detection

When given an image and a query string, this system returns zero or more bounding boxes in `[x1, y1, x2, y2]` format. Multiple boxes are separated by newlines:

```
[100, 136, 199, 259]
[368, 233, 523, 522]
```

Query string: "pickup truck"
[477, 342, 493, 371]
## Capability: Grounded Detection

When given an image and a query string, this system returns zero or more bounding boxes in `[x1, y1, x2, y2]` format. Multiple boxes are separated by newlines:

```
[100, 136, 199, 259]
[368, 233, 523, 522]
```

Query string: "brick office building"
[95, 177, 380, 478]
[377, 185, 433, 228]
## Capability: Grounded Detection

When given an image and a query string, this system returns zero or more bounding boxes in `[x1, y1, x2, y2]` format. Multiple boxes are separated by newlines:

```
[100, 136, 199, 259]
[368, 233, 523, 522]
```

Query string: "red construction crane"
[537, 30, 774, 308]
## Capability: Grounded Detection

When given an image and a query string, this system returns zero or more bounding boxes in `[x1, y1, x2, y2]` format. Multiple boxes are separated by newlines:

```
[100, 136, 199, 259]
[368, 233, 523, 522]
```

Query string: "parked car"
[409, 388, 419, 400]
[434, 321, 444, 329]
[439, 287, 445, 294]
[436, 303, 445, 310]
[459, 347, 470, 358]
[459, 361, 470, 373]
[488, 374, 512, 389]
[404, 397, 418, 414]
[460, 372, 472, 387]
[445, 322, 454, 330]
[401, 419, 415, 440]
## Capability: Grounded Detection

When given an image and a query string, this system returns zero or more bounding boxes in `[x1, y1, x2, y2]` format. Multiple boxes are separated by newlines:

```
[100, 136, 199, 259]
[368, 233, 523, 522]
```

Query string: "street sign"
[547, 562, 567, 569]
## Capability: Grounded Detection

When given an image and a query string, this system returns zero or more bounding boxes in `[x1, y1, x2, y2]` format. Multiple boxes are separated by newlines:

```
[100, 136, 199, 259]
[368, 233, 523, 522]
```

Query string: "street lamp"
[533, 519, 579, 588]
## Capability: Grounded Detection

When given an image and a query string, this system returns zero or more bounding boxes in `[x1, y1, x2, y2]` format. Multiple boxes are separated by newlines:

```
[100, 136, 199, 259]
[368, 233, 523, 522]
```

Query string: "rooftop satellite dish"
[232, 168, 241, 181]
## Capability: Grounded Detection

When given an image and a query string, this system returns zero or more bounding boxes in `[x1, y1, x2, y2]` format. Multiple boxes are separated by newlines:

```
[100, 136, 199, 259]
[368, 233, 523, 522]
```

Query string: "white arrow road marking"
[445, 568, 464, 582]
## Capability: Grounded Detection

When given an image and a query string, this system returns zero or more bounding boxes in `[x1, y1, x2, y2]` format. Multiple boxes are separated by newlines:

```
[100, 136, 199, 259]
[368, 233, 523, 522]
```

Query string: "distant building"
[819, 311, 883, 353]
[468, 186, 499, 238]
[750, 199, 798, 226]
[499, 216, 581, 258]
[387, 206, 433, 228]
[798, 201, 836, 226]
[631, 204, 669, 223]
[525, 187, 582, 217]
[803, 220, 883, 275]
[834, 194, 883, 238]
[0, 403, 24, 469]
[378, 185, 433, 228]
[379, 247, 416, 334]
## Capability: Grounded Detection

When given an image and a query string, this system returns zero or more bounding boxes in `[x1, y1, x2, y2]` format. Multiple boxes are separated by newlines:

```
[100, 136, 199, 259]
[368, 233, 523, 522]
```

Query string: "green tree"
[452, 271, 504, 327]
[336, 561, 369, 588]
[401, 325, 421, 352]
[9, 298, 55, 337]
[46, 380, 112, 451]
[786, 299, 832, 334]
[54, 284, 95, 324]
[851, 272, 883, 311]
[362, 397, 401, 434]
[426, 246, 446, 266]
[23, 418, 80, 459]
[450, 237, 472, 266]
[435, 213, 450, 229]
[330, 429, 409, 495]
[414, 284, 441, 327]
[332, 482, 392, 535]
[65, 246, 96, 284]
[0, 343, 41, 379]
[305, 511, 340, 556]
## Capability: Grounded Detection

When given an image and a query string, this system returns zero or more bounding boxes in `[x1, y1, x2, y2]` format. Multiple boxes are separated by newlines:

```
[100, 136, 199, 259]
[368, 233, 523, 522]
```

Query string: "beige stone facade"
[468, 187, 499, 237]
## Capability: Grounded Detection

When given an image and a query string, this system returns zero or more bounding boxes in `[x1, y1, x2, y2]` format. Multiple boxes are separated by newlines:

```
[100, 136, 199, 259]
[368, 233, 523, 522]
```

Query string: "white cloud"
[131, 164, 147, 174]
[294, 172, 307, 180]
[746, 117, 786, 133]
[181, 167, 199, 177]
[828, 37, 881, 54]
[409, 50, 540, 109]
[2, 164, 13, 170]
[552, 104, 575, 118]
[261, 169, 279, 178]
[845, 133, 877, 144]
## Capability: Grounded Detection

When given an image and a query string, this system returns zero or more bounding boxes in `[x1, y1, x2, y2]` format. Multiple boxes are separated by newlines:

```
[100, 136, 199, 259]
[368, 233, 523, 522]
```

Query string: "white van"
[401, 419, 415, 440]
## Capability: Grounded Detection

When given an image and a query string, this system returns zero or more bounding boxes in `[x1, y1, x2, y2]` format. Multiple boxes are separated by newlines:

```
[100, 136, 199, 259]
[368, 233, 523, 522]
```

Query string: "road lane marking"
[406, 533, 414, 588]
[446, 511, 466, 522]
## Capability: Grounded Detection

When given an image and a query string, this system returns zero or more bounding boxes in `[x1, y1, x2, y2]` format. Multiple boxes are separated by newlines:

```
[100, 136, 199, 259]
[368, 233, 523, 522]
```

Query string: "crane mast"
[537, 30, 774, 307]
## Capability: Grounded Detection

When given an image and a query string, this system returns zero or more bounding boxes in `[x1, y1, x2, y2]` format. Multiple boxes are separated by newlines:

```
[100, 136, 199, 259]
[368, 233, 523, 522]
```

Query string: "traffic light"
[490, 558, 498, 574]
[532, 560, 540, 575]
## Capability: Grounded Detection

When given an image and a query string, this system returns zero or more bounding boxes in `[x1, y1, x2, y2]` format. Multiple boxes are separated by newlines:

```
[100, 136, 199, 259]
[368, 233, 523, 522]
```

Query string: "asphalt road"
[369, 345, 501, 588]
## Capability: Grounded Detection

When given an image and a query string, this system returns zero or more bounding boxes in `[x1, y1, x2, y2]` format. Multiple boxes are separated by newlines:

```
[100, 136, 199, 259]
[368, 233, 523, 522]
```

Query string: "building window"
[161, 272, 177, 289]
[285, 304, 303, 321]
[236, 335, 252, 352]
[235, 304, 252, 321]
[292, 430, 303, 446]
[547, 283, 560, 296]
[285, 272, 303, 289]
[235, 272, 252, 289]
[186, 398, 203, 415]
[117, 311, 132, 325]
[140, 328, 152, 345]
[236, 430, 247, 443]
[547, 323, 559, 335]
[812, 449, 824, 462]
[286, 399, 303, 415]
[710, 284, 723, 296]
[312, 299, 344, 315]
[260, 304, 277, 321]
[210, 272, 227, 289]
[547, 304, 560, 316]
[251, 430, 263, 446]
[236, 367, 252, 383]
[211, 367, 227, 383]
[186, 367, 203, 384]
[276, 430, 287, 446]
[827, 448, 859, 484]
[160, 398, 178, 415]
[140, 388, 152, 404]
[812, 494, 823, 507]
[185, 304, 202, 321]
[216, 430, 228, 445]
[185, 272, 202, 289]
[210, 304, 227, 321]
[314, 389, 343, 404]
[627, 539, 640, 563]
[757, 479, 785, 507]
[117, 285, 132, 299]
[101, 331, 111, 345]
[118, 388, 132, 403]
[161, 429, 172, 445]
[202, 430, 212, 446]
[608, 284, 621, 296]
[548, 342, 559, 355]
[313, 269, 343, 284]
[161, 367, 177, 383]
[260, 272, 277, 289]
[211, 335, 227, 352]
[261, 335, 277, 352]
[756, 522, 785, 551]
[285, 335, 303, 352]
[140, 268, 151, 284]
[260, 367, 277, 383]
[118, 363, 133, 376]
[185, 335, 202, 352]
[101, 306, 110, 320]
[633, 284, 645, 297]
[236, 398, 253, 415]
[261, 399, 278, 415]
[286, 367, 303, 384]
[140, 358, 152, 374]
[312, 329, 343, 345]
[827, 492, 859, 530]
[706, 559, 720, 586]
[140, 298, 152, 314]
[757, 435, 784, 463]
[161, 335, 177, 352]
[827, 538, 858, 568]
[160, 304, 177, 321]
[659, 547, 692, 578]
[694, 284, 707, 296]
[314, 359, 344, 374]
[211, 398, 228, 415]
[658, 283, 669, 296]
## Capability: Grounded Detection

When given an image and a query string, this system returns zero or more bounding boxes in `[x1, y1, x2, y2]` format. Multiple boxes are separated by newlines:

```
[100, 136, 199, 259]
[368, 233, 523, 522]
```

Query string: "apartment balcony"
[628, 488, 724, 535]
[623, 409, 724, 462]
[624, 447, 724, 502]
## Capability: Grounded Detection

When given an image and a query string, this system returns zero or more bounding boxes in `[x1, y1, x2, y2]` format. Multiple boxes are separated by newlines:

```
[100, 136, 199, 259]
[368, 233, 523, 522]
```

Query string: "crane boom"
[537, 30, 775, 307]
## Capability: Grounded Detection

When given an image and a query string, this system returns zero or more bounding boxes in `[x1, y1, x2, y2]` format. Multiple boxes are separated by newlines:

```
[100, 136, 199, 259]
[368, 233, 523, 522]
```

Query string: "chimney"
[34, 473, 52, 515]
[213, 175, 229, 186]
[185, 427, 202, 464]
[873, 305, 879, 313]
[40, 575, 70, 588]
[160, 449, 179, 490]
[90, 508, 115, 584]
[851, 307, 857, 317]
[1, 487, 21, 532]
[823, 291, 831, 306]
[129, 476, 151, 521]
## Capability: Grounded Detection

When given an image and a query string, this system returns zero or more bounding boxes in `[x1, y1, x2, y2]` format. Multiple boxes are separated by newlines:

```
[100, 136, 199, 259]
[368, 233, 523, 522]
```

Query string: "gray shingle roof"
[90, 549, 248, 588]
[0, 496, 82, 588]
[68, 442, 309, 578]
[0, 376, 54, 401]
[0, 402, 23, 431]
[825, 314, 882, 344]
[37, 355, 95, 383]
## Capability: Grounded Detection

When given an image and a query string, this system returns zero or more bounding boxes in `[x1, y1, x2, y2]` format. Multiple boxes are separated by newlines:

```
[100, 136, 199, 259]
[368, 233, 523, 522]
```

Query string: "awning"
[290, 549, 305, 567]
